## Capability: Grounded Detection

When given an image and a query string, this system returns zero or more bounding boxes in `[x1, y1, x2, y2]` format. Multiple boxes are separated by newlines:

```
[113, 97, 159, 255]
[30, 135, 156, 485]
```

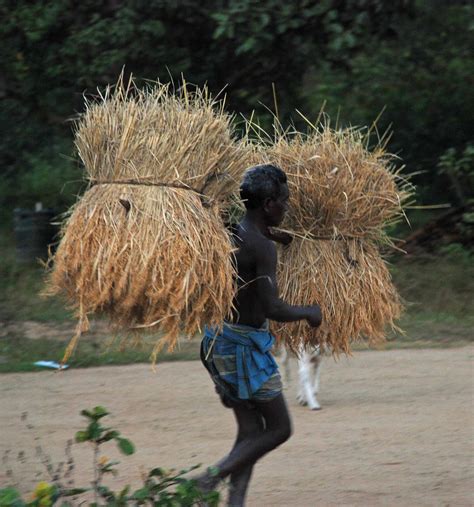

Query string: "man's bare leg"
[195, 394, 291, 505]
[194, 401, 263, 500]
[227, 404, 264, 506]
[217, 394, 291, 479]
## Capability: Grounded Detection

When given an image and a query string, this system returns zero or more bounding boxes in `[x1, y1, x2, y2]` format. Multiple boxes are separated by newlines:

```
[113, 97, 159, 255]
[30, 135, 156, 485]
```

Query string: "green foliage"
[0, 407, 219, 506]
[0, 487, 25, 507]
[0, 230, 73, 322]
[0, 0, 418, 215]
[0, 135, 83, 217]
[302, 2, 474, 202]
[437, 145, 474, 181]
[437, 242, 473, 265]
[75, 406, 136, 456]
[437, 144, 474, 205]
[207, 0, 413, 120]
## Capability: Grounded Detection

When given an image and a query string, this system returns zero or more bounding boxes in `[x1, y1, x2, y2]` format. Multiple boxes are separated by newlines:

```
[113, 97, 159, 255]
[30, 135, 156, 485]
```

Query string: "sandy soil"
[1, 346, 473, 506]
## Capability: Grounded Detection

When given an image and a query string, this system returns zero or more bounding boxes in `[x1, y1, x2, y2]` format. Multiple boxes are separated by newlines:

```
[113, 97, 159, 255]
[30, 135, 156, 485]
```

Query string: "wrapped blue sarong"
[201, 321, 281, 403]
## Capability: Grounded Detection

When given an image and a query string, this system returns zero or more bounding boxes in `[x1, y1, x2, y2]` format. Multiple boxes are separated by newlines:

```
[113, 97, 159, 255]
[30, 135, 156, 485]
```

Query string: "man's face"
[264, 183, 289, 226]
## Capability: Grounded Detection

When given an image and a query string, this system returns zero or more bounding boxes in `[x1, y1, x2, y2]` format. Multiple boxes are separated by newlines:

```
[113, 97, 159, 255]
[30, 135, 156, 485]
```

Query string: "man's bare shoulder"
[234, 225, 276, 263]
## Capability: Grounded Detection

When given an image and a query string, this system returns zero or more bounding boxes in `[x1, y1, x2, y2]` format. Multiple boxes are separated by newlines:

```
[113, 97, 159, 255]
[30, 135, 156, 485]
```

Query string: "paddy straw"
[247, 121, 413, 353]
[46, 75, 252, 362]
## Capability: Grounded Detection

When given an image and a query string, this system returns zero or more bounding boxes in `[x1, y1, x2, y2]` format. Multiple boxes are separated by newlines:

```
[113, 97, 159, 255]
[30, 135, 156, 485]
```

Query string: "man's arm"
[255, 238, 322, 326]
[265, 228, 293, 246]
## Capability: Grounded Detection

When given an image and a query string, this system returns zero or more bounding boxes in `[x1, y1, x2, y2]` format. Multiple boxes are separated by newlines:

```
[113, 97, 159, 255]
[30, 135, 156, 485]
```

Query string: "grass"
[0, 230, 72, 323]
[0, 229, 204, 372]
[0, 333, 200, 374]
[1, 228, 472, 373]
[385, 247, 474, 349]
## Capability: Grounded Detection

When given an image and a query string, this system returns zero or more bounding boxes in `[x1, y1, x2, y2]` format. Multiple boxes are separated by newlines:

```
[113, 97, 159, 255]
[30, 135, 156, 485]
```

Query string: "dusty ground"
[1, 346, 473, 506]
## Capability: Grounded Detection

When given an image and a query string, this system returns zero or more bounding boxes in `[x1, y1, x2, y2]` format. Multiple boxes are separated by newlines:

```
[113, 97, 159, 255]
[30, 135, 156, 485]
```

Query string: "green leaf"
[148, 467, 168, 477]
[87, 421, 102, 440]
[236, 36, 257, 55]
[97, 485, 114, 500]
[0, 487, 25, 507]
[75, 430, 89, 443]
[99, 430, 120, 442]
[210, 13, 228, 23]
[116, 437, 135, 455]
[118, 486, 130, 500]
[100, 460, 120, 475]
[92, 406, 109, 419]
[175, 482, 195, 499]
[212, 25, 227, 39]
[131, 487, 149, 501]
[61, 488, 90, 496]
[203, 490, 220, 507]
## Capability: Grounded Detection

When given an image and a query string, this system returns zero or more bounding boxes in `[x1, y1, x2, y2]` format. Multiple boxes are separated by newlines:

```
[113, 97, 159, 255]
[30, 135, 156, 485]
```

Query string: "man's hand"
[267, 229, 293, 246]
[306, 305, 322, 328]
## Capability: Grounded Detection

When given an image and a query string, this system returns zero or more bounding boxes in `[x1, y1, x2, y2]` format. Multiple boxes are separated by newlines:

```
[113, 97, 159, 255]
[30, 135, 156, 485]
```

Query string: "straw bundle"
[47, 77, 252, 360]
[252, 126, 412, 354]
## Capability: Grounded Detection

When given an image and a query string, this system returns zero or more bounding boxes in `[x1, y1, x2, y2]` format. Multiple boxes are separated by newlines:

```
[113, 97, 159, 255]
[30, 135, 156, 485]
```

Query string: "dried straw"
[248, 124, 413, 353]
[47, 76, 252, 361]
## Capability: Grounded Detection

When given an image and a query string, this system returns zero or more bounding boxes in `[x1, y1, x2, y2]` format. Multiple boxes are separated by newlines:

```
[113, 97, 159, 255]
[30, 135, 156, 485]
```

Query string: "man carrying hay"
[197, 164, 322, 506]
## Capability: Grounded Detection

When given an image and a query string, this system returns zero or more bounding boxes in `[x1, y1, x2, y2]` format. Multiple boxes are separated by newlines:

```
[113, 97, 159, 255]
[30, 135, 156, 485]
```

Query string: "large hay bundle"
[47, 77, 251, 360]
[252, 126, 412, 354]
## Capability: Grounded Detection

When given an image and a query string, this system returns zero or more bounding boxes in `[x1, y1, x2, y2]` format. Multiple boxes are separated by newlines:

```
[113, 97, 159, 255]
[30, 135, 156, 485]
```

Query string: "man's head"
[240, 164, 289, 226]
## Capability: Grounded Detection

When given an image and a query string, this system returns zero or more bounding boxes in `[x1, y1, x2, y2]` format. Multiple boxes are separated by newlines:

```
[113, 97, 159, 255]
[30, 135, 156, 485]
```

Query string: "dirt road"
[1, 347, 473, 506]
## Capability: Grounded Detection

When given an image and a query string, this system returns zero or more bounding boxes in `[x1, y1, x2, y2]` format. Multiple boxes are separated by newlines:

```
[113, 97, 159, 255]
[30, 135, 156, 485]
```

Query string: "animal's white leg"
[309, 355, 322, 410]
[297, 350, 321, 410]
[312, 351, 323, 395]
[296, 346, 306, 404]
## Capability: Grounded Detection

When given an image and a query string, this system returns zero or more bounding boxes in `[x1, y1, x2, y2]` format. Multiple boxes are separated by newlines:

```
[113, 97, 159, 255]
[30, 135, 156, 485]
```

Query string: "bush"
[0, 406, 219, 507]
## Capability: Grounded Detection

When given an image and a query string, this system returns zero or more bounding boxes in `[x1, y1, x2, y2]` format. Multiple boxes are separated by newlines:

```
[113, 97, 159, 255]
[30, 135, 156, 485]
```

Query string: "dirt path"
[1, 347, 473, 506]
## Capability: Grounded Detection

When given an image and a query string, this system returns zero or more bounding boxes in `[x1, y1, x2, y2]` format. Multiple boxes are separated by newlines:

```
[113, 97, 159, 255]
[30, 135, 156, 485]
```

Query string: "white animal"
[279, 345, 324, 411]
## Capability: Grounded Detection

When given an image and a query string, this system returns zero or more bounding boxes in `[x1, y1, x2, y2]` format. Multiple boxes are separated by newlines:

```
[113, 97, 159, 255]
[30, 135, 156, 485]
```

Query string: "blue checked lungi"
[201, 321, 282, 406]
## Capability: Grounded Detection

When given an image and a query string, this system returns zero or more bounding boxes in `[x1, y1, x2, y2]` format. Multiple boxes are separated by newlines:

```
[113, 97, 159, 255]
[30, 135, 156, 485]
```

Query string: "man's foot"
[194, 466, 222, 494]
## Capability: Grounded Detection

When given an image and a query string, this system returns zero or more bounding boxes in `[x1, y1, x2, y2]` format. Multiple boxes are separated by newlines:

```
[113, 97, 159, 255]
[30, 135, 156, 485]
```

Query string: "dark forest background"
[1, 0, 473, 217]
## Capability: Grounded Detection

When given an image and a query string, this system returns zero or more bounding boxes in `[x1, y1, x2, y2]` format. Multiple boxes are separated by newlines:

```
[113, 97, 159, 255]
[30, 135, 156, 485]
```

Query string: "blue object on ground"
[34, 361, 69, 370]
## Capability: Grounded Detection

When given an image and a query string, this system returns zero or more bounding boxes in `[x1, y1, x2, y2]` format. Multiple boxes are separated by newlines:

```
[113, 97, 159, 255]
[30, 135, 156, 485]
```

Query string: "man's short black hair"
[240, 164, 287, 209]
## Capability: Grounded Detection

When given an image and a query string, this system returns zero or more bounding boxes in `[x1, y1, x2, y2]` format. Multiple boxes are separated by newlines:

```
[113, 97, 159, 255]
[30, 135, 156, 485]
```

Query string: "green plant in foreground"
[0, 407, 219, 507]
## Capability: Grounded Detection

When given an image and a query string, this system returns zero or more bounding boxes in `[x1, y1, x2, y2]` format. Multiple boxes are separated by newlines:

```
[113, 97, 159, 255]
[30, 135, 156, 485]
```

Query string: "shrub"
[0, 406, 219, 507]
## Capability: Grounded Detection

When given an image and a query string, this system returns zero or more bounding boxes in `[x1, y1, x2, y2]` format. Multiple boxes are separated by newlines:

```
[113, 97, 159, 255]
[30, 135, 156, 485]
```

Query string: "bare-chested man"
[198, 164, 322, 506]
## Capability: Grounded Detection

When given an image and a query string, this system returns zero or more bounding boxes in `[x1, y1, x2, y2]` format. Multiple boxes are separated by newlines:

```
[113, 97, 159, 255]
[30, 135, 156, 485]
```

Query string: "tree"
[1, 0, 464, 212]
[302, 1, 474, 202]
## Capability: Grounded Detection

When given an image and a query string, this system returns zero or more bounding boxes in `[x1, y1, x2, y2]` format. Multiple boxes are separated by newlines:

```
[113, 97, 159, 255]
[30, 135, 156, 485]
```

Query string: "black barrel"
[13, 208, 58, 263]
